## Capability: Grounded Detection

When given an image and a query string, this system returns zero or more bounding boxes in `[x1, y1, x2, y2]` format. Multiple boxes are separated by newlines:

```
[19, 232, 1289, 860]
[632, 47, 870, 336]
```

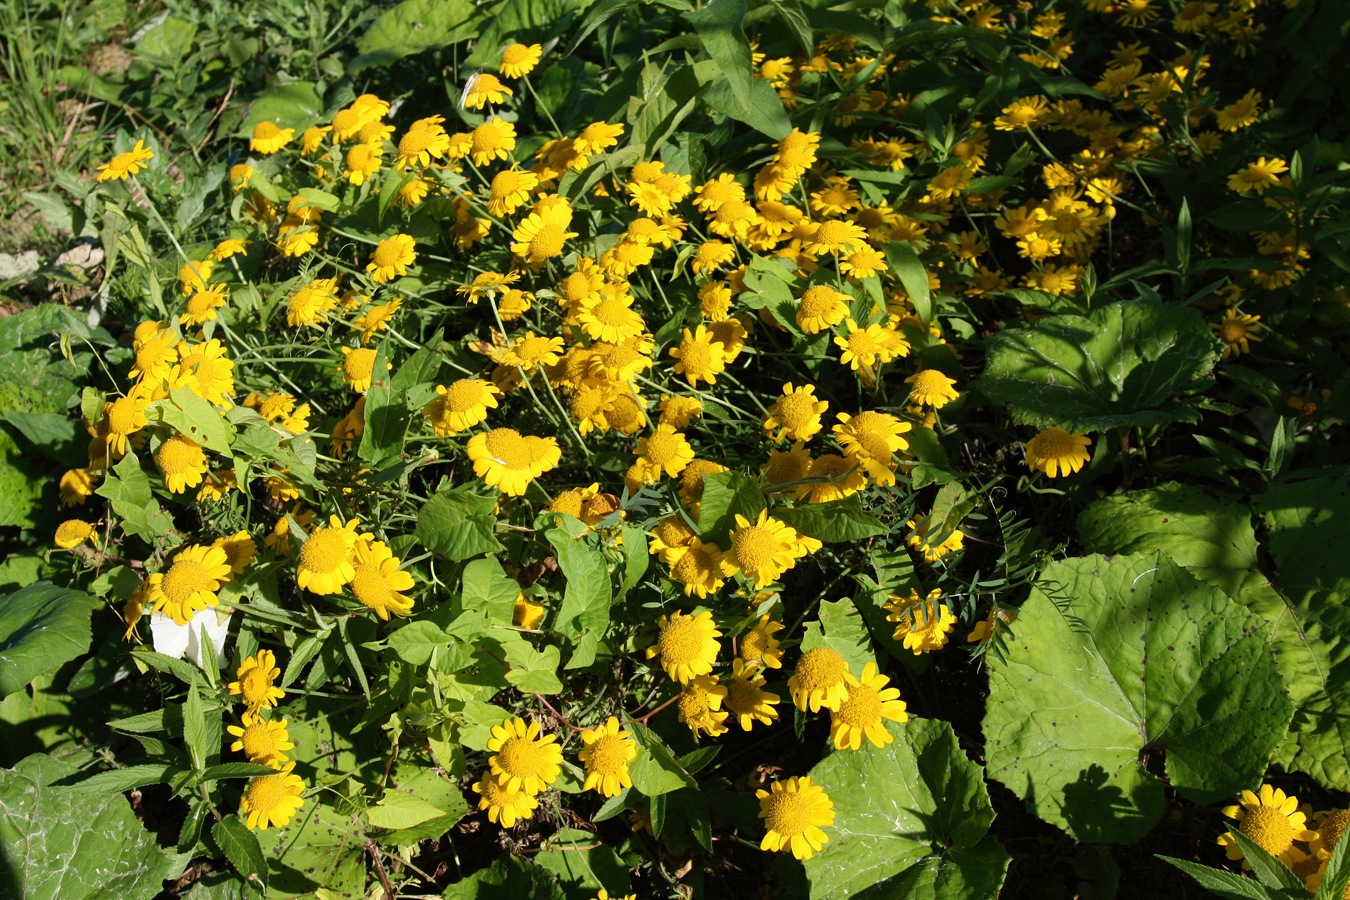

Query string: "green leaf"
[534, 826, 632, 899]
[1077, 483, 1258, 596]
[697, 470, 766, 545]
[387, 621, 453, 666]
[95, 453, 173, 539]
[799, 598, 874, 676]
[3, 411, 84, 467]
[1254, 475, 1350, 791]
[775, 496, 887, 543]
[983, 553, 1293, 843]
[367, 790, 450, 830]
[211, 817, 267, 894]
[0, 754, 181, 900]
[199, 764, 278, 783]
[546, 521, 612, 664]
[1157, 856, 1281, 900]
[1227, 830, 1306, 892]
[702, 69, 791, 140]
[184, 685, 209, 771]
[618, 525, 650, 598]
[1316, 805, 1350, 900]
[241, 83, 323, 133]
[803, 718, 1008, 899]
[415, 485, 503, 560]
[0, 582, 100, 698]
[442, 856, 567, 899]
[459, 558, 522, 629]
[352, 0, 486, 72]
[359, 342, 404, 468]
[255, 802, 365, 898]
[883, 241, 933, 325]
[69, 765, 177, 794]
[685, 0, 753, 114]
[504, 641, 564, 694]
[628, 723, 697, 796]
[979, 300, 1221, 431]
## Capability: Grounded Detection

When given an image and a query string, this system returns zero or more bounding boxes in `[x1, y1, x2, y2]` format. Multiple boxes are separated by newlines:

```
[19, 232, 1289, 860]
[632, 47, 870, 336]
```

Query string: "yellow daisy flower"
[757, 776, 835, 859]
[349, 539, 416, 621]
[788, 647, 850, 712]
[487, 717, 563, 795]
[579, 717, 638, 798]
[296, 516, 365, 596]
[95, 139, 154, 182]
[366, 233, 416, 283]
[240, 763, 305, 830]
[646, 610, 721, 684]
[147, 543, 232, 626]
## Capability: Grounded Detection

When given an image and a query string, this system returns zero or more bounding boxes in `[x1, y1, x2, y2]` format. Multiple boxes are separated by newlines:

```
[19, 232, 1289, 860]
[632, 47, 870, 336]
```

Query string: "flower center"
[764, 791, 814, 837]
[732, 526, 778, 574]
[530, 224, 567, 258]
[162, 560, 210, 604]
[245, 771, 287, 810]
[836, 682, 882, 727]
[299, 529, 350, 574]
[447, 380, 487, 410]
[373, 242, 403, 267]
[351, 563, 391, 606]
[1221, 321, 1247, 342]
[672, 546, 714, 582]
[592, 296, 632, 326]
[775, 393, 816, 429]
[658, 616, 705, 665]
[1241, 805, 1296, 856]
[1035, 428, 1078, 456]
[484, 429, 533, 470]
[344, 348, 376, 382]
[399, 129, 432, 155]
[241, 669, 270, 702]
[846, 330, 879, 356]
[794, 648, 847, 693]
[107, 397, 140, 434]
[586, 735, 629, 774]
[815, 221, 850, 246]
[157, 436, 200, 472]
[644, 432, 683, 465]
[241, 722, 278, 759]
[497, 737, 544, 779]
[679, 341, 713, 375]
[726, 676, 761, 713]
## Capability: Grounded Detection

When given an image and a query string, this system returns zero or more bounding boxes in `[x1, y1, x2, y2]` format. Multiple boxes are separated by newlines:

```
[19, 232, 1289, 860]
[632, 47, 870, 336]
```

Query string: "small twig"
[536, 694, 585, 732]
[367, 840, 395, 900]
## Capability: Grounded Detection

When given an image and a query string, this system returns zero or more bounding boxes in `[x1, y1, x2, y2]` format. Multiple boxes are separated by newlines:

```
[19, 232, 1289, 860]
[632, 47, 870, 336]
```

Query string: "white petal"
[149, 611, 192, 659]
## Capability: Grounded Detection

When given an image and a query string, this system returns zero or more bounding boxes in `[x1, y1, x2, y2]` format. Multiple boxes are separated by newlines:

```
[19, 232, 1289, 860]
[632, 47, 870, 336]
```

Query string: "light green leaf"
[459, 558, 522, 629]
[799, 598, 874, 676]
[0, 582, 100, 698]
[979, 300, 1221, 431]
[803, 718, 1006, 899]
[241, 84, 323, 133]
[1157, 856, 1279, 900]
[359, 342, 404, 467]
[685, 0, 753, 114]
[351, 0, 486, 72]
[0, 753, 181, 900]
[367, 790, 450, 830]
[983, 553, 1292, 843]
[702, 65, 791, 139]
[95, 453, 173, 539]
[697, 470, 766, 545]
[775, 496, 887, 543]
[442, 856, 567, 899]
[883, 241, 932, 325]
[504, 642, 564, 694]
[1254, 475, 1350, 791]
[628, 723, 697, 797]
[255, 801, 365, 898]
[415, 486, 503, 561]
[388, 621, 452, 667]
[534, 827, 632, 899]
[546, 521, 612, 664]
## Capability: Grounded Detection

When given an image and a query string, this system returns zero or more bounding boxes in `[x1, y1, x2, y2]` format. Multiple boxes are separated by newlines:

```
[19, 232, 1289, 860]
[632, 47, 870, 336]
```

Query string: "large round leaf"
[979, 301, 1220, 431]
[983, 553, 1291, 843]
[803, 717, 1009, 899]
[0, 582, 100, 698]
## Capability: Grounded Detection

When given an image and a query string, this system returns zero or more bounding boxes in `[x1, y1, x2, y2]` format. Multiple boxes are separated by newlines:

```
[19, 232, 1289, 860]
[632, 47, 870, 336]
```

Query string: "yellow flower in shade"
[209, 238, 248, 261]
[297, 516, 365, 595]
[764, 442, 812, 498]
[788, 647, 850, 712]
[350, 539, 416, 621]
[757, 776, 835, 859]
[666, 537, 727, 599]
[994, 95, 1049, 131]
[906, 519, 965, 564]
[906, 369, 959, 408]
[104, 391, 152, 456]
[774, 127, 820, 172]
[55, 519, 95, 549]
[488, 717, 563, 795]
[500, 331, 566, 372]
[592, 891, 636, 900]
[240, 763, 305, 830]
[635, 424, 696, 481]
[467, 428, 561, 497]
[462, 72, 513, 109]
[1024, 427, 1092, 477]
[834, 319, 907, 376]
[60, 467, 98, 506]
[367, 234, 416, 283]
[741, 614, 786, 669]
[122, 579, 149, 640]
[806, 453, 866, 504]
[764, 383, 828, 442]
[155, 433, 209, 493]
[301, 125, 330, 154]
[179, 259, 215, 295]
[213, 529, 256, 577]
[513, 593, 546, 630]
[227, 710, 295, 768]
[660, 395, 704, 430]
[1218, 784, 1317, 867]
[473, 771, 538, 827]
[830, 662, 908, 750]
[678, 674, 729, 739]
[511, 206, 577, 265]
[579, 716, 638, 798]
[886, 588, 957, 654]
[646, 610, 721, 683]
[287, 277, 341, 328]
[229, 649, 286, 710]
[1212, 308, 1262, 359]
[228, 163, 254, 191]
[499, 42, 543, 78]
[669, 325, 727, 387]
[1215, 89, 1262, 132]
[574, 121, 626, 158]
[724, 659, 780, 731]
[423, 379, 501, 435]
[723, 510, 820, 589]
[1227, 157, 1289, 195]
[343, 141, 384, 185]
[677, 458, 727, 506]
[249, 121, 294, 155]
[469, 117, 517, 166]
[339, 346, 383, 393]
[147, 544, 232, 626]
[95, 139, 154, 182]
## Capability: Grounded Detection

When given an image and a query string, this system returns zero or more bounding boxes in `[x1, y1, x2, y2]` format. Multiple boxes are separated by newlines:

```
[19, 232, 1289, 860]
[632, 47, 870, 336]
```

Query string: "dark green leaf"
[775, 496, 886, 543]
[415, 485, 503, 560]
[0, 583, 100, 698]
[211, 817, 268, 894]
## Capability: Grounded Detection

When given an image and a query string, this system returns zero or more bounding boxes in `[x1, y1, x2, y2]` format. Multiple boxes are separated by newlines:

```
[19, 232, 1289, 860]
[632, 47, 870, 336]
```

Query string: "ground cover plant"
[3, 0, 1350, 897]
